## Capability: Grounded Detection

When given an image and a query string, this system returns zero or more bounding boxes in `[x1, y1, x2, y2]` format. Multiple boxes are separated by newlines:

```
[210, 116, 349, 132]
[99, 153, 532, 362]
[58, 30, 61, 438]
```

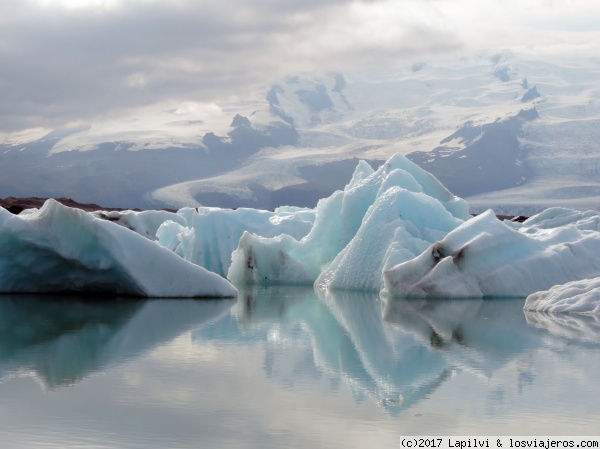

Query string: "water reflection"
[383, 298, 542, 373]
[195, 288, 600, 415]
[3, 287, 600, 418]
[524, 310, 600, 343]
[0, 294, 234, 388]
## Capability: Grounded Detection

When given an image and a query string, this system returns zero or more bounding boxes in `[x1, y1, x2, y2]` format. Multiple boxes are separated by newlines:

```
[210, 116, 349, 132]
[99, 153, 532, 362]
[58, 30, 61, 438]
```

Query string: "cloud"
[0, 0, 599, 134]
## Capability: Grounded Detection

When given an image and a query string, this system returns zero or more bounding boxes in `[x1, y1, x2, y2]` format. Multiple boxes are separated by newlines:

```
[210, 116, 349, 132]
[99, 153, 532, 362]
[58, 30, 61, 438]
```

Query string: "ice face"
[0, 200, 237, 297]
[227, 153, 470, 289]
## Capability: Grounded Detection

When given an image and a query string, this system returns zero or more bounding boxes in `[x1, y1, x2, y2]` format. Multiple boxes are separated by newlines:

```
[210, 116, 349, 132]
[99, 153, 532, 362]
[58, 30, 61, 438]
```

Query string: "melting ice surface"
[1, 287, 600, 448]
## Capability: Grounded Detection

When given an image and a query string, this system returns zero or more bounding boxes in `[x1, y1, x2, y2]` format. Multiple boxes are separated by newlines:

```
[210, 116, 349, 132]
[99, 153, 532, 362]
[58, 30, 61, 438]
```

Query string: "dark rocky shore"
[1, 196, 529, 222]
[0, 197, 139, 215]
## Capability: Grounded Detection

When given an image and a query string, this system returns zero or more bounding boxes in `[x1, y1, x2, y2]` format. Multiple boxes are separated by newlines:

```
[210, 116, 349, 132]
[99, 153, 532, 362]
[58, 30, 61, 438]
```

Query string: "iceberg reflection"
[195, 288, 600, 414]
[0, 294, 234, 388]
[4, 287, 600, 416]
[524, 310, 600, 344]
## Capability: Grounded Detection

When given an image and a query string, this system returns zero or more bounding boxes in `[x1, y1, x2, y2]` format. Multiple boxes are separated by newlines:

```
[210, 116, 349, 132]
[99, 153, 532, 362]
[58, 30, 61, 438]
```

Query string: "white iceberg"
[0, 200, 237, 297]
[315, 186, 464, 292]
[92, 158, 600, 301]
[524, 277, 600, 314]
[155, 205, 315, 276]
[227, 154, 470, 289]
[383, 209, 600, 298]
[5, 152, 600, 301]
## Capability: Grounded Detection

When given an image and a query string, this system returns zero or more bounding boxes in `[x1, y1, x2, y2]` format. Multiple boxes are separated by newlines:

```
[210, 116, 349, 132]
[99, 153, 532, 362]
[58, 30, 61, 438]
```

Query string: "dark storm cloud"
[0, 0, 465, 133]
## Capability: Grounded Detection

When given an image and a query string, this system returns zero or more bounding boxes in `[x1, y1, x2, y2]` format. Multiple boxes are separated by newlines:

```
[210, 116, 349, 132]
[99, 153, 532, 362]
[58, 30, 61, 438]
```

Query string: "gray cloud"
[2, 0, 599, 134]
[0, 0, 468, 133]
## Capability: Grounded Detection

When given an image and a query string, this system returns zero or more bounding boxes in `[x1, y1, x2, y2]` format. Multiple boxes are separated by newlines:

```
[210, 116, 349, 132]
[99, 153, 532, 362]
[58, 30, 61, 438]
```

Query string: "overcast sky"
[1, 0, 600, 136]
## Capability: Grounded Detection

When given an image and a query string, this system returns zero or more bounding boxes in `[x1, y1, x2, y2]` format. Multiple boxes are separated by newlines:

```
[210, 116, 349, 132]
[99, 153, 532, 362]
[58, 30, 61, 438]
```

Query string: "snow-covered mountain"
[2, 52, 599, 213]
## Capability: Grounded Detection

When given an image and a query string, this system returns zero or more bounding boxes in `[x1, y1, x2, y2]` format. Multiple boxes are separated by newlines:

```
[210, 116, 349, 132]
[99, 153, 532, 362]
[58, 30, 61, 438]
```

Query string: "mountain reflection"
[195, 288, 600, 414]
[0, 294, 234, 388]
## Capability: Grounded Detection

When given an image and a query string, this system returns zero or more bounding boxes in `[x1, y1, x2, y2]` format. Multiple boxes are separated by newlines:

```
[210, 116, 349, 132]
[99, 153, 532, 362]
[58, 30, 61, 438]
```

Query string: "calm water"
[0, 287, 599, 448]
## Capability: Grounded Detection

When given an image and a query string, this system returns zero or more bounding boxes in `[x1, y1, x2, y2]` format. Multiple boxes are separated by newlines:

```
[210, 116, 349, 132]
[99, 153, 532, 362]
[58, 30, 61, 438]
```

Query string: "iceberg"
[315, 187, 463, 292]
[227, 154, 470, 289]
[383, 209, 600, 298]
[524, 277, 600, 314]
[0, 199, 237, 297]
[156, 205, 315, 276]
[4, 152, 600, 301]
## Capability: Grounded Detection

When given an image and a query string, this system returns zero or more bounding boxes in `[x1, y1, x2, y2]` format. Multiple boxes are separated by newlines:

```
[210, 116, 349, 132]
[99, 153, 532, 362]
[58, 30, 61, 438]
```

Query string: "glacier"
[0, 199, 236, 297]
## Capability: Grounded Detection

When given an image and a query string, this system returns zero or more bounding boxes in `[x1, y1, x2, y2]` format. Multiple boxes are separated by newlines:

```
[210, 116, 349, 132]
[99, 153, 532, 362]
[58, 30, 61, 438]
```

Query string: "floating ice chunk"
[228, 232, 316, 285]
[524, 278, 600, 314]
[227, 191, 344, 285]
[228, 154, 470, 287]
[156, 206, 315, 276]
[383, 210, 600, 298]
[0, 200, 237, 297]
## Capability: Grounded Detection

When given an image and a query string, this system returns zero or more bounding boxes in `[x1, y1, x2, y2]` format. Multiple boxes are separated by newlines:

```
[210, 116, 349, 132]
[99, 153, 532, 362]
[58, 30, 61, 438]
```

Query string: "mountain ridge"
[2, 54, 599, 214]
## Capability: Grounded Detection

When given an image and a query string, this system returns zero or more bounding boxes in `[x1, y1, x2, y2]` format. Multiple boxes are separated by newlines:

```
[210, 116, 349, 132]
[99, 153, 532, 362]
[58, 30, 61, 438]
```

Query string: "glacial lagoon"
[0, 287, 599, 448]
